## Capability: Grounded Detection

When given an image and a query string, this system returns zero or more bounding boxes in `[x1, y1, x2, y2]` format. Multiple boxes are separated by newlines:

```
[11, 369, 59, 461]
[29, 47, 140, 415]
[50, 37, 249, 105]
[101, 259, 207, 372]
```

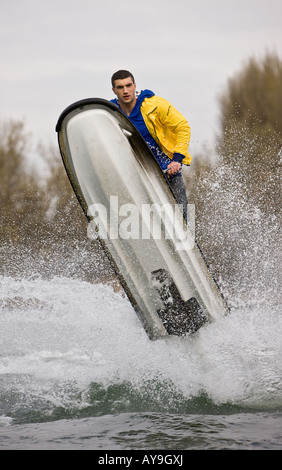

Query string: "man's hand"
[166, 161, 181, 178]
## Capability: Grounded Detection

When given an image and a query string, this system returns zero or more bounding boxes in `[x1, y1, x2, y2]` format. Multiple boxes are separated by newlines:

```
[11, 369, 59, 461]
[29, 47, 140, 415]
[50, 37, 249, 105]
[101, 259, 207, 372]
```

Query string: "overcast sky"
[1, 0, 282, 158]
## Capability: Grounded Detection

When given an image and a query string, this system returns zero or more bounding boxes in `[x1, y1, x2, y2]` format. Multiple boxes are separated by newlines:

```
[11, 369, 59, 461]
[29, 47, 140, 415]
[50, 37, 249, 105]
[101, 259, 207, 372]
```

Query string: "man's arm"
[158, 98, 192, 165]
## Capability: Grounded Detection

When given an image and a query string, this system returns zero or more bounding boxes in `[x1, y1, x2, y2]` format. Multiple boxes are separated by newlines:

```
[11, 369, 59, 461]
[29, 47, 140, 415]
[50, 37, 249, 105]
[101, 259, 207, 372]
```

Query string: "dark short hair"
[111, 70, 135, 87]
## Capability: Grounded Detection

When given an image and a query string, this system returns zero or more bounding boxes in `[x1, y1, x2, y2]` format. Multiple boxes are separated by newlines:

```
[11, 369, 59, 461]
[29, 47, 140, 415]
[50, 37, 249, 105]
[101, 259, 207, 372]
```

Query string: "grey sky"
[1, 0, 281, 157]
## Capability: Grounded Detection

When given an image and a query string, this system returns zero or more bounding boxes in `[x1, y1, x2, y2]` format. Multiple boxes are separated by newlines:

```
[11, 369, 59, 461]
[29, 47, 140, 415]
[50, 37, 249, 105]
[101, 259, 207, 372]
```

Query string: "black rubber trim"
[55, 98, 119, 132]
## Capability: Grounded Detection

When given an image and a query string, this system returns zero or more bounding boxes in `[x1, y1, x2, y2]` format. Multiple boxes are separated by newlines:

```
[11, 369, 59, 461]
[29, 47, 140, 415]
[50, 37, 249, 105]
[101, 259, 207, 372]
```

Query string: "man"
[110, 70, 192, 221]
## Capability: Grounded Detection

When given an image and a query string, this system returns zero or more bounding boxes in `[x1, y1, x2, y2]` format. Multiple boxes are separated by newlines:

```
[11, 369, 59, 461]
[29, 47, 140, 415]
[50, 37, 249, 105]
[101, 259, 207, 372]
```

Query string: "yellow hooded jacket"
[140, 95, 192, 165]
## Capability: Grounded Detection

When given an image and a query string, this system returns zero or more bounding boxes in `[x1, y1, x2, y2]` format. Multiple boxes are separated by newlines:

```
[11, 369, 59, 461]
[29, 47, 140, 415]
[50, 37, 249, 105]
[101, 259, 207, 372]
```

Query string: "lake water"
[0, 272, 281, 450]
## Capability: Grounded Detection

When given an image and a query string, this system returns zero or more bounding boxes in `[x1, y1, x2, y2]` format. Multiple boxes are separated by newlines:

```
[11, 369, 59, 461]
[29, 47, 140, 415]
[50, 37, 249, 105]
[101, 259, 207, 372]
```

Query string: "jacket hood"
[130, 89, 155, 118]
[137, 89, 155, 100]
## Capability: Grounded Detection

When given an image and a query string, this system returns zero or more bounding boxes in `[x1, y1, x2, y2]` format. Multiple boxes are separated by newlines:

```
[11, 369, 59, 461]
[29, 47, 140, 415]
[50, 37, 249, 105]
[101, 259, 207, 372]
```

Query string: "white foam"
[0, 275, 281, 407]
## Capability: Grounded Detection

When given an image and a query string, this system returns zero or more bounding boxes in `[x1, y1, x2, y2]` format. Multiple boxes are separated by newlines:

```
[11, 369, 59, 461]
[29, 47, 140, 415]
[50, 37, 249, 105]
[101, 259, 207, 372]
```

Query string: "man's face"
[112, 77, 136, 106]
